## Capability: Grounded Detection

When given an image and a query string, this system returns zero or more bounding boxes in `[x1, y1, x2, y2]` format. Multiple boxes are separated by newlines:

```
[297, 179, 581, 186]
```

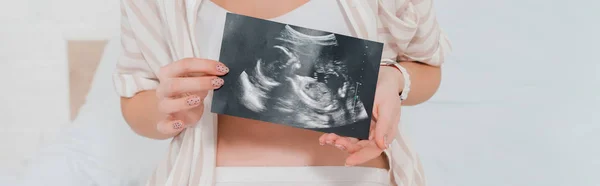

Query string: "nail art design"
[216, 64, 229, 73]
[173, 121, 183, 130]
[212, 78, 224, 88]
[186, 96, 202, 106]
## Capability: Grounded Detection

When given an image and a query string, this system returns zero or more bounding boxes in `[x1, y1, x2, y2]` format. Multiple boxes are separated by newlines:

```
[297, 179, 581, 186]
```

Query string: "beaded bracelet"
[380, 60, 411, 101]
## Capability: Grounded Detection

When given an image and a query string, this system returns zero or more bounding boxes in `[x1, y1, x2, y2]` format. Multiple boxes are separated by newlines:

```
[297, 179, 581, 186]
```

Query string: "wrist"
[380, 61, 411, 101]
[381, 66, 405, 94]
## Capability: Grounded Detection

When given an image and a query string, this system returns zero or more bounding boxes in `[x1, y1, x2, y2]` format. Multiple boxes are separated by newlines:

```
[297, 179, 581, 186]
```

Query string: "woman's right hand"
[154, 58, 229, 135]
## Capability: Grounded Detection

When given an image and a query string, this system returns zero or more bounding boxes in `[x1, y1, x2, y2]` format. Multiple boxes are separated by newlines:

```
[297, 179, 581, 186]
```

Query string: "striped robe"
[114, 0, 452, 185]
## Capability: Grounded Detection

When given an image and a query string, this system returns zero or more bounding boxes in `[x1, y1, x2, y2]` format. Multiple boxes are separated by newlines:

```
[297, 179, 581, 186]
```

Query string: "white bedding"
[16, 38, 170, 186]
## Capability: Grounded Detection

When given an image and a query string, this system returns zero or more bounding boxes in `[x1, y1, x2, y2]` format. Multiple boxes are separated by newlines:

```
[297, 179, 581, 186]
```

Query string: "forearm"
[398, 61, 442, 106]
[120, 90, 174, 140]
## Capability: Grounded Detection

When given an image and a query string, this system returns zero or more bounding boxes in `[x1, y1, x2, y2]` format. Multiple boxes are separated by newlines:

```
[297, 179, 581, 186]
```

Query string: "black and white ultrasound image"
[211, 13, 383, 139]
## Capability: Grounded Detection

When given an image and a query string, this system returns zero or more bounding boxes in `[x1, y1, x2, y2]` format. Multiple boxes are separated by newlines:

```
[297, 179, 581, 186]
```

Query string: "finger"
[372, 102, 380, 120]
[374, 103, 396, 150]
[196, 91, 209, 99]
[158, 76, 224, 98]
[158, 94, 203, 114]
[318, 133, 327, 145]
[345, 141, 382, 166]
[388, 107, 401, 148]
[345, 137, 360, 144]
[156, 118, 186, 135]
[158, 58, 229, 79]
[333, 137, 361, 153]
[319, 133, 341, 145]
[180, 107, 204, 128]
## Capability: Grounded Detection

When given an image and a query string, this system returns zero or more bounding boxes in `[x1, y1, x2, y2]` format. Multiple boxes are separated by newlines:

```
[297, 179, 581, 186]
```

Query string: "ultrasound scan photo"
[211, 13, 383, 139]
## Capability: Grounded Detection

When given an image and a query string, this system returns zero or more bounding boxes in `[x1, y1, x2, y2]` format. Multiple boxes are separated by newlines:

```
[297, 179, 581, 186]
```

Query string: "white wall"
[0, 0, 121, 39]
[0, 0, 120, 174]
[0, 0, 598, 186]
[406, 0, 600, 186]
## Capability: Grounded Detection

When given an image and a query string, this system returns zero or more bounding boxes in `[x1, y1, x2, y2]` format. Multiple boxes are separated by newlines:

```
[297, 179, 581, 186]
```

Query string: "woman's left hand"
[318, 66, 404, 166]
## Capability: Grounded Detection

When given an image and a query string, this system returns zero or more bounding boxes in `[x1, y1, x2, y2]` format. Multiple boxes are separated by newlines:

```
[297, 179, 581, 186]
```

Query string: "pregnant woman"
[116, 0, 451, 185]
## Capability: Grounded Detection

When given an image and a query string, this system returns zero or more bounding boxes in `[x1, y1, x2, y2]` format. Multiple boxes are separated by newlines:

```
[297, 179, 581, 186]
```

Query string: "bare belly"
[216, 115, 389, 169]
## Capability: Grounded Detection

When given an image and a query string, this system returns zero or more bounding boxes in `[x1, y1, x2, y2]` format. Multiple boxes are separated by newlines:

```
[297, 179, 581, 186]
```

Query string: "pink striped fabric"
[114, 0, 451, 185]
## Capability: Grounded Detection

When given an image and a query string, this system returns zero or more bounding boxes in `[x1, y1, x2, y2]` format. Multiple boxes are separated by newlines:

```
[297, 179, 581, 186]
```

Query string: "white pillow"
[18, 37, 169, 186]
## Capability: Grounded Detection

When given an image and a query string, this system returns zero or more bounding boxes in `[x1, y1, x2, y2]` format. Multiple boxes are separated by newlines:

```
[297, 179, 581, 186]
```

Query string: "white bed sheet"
[15, 38, 170, 186]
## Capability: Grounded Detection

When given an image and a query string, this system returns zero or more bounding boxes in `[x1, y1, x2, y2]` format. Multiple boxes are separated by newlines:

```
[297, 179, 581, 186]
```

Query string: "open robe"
[114, 0, 452, 185]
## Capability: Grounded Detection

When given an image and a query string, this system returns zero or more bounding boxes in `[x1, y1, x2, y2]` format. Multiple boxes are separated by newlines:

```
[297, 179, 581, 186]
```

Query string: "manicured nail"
[173, 121, 184, 130]
[186, 95, 201, 106]
[335, 144, 346, 150]
[216, 64, 229, 73]
[212, 78, 224, 87]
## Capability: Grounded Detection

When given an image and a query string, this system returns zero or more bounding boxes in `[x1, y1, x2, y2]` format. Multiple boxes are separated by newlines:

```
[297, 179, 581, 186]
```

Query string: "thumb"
[374, 104, 393, 150]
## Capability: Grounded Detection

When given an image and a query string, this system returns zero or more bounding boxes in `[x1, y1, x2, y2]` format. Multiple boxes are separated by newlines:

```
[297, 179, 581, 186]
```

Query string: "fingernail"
[216, 64, 229, 73]
[212, 78, 224, 88]
[186, 95, 202, 106]
[173, 121, 184, 130]
[326, 141, 333, 145]
[335, 144, 346, 150]
[344, 163, 353, 167]
[319, 142, 324, 146]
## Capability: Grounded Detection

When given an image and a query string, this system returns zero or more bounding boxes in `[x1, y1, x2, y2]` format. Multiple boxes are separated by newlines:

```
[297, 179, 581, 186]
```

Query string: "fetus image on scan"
[213, 13, 383, 138]
[236, 25, 368, 128]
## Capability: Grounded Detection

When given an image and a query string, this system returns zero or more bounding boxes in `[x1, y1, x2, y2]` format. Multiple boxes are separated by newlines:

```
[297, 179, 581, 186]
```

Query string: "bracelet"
[380, 60, 411, 101]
